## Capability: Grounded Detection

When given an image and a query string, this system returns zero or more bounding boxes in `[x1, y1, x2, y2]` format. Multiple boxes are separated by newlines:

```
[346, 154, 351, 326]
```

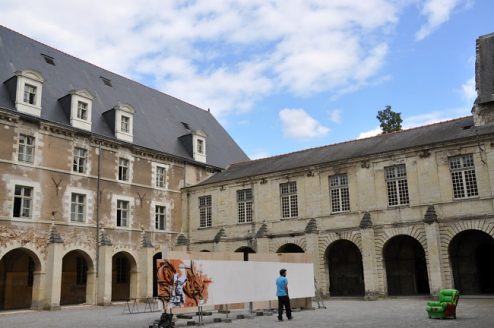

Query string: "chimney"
[473, 32, 494, 126]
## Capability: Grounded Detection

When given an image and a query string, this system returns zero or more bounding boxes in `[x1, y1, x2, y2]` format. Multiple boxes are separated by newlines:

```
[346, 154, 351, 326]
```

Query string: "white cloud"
[358, 127, 381, 139]
[279, 108, 329, 140]
[0, 0, 402, 119]
[249, 150, 271, 160]
[328, 109, 342, 124]
[461, 77, 476, 103]
[415, 0, 466, 41]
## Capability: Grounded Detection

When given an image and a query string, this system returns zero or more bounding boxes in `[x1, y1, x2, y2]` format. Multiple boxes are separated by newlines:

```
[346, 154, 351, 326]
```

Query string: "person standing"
[276, 268, 292, 321]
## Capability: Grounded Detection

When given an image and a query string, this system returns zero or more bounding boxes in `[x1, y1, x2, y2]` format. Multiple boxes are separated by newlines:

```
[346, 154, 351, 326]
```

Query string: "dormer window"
[197, 139, 204, 154]
[178, 129, 207, 163]
[4, 69, 45, 116]
[102, 103, 135, 143]
[77, 101, 88, 120]
[23, 84, 37, 105]
[59, 89, 94, 131]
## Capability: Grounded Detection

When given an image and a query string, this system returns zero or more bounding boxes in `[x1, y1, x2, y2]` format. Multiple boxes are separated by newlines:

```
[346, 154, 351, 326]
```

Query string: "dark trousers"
[277, 296, 292, 319]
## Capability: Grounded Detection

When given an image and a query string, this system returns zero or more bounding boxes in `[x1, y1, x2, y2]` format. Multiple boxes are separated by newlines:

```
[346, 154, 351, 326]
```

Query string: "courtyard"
[0, 297, 493, 328]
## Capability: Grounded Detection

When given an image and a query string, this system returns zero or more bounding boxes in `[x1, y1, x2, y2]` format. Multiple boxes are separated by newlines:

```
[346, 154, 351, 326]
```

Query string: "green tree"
[377, 105, 402, 134]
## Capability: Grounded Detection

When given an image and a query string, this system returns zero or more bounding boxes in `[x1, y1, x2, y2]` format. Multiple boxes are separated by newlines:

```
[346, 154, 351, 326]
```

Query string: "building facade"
[0, 26, 247, 310]
[184, 33, 494, 298]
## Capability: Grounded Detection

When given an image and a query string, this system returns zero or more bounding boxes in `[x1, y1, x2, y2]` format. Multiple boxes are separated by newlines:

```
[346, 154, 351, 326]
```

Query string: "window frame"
[449, 154, 479, 199]
[23, 83, 37, 105]
[120, 115, 130, 133]
[116, 199, 129, 227]
[237, 189, 253, 223]
[155, 205, 166, 231]
[199, 195, 212, 228]
[329, 174, 350, 213]
[13, 185, 33, 218]
[70, 193, 86, 222]
[18, 134, 35, 163]
[118, 157, 129, 182]
[156, 166, 166, 188]
[384, 164, 410, 207]
[77, 100, 88, 120]
[73, 147, 88, 174]
[280, 181, 298, 219]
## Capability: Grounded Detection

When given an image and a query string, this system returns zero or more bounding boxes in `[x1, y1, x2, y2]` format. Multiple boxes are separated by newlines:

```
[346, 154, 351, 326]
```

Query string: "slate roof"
[197, 116, 494, 186]
[0, 25, 248, 169]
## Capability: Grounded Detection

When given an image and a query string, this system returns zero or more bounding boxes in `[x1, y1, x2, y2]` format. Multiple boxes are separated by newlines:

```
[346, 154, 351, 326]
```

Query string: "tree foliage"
[376, 105, 402, 134]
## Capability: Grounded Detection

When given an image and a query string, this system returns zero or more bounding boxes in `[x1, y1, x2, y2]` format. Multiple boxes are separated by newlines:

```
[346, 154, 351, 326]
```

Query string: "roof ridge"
[231, 115, 473, 167]
[0, 24, 211, 115]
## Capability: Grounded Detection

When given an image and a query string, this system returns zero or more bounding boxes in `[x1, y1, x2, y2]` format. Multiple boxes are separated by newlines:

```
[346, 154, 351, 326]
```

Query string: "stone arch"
[60, 249, 94, 305]
[439, 219, 494, 289]
[0, 243, 44, 272]
[324, 239, 364, 296]
[0, 247, 43, 310]
[381, 234, 430, 296]
[276, 243, 305, 253]
[317, 231, 362, 295]
[234, 246, 256, 261]
[447, 228, 494, 294]
[112, 251, 138, 302]
[375, 225, 428, 294]
[270, 238, 306, 253]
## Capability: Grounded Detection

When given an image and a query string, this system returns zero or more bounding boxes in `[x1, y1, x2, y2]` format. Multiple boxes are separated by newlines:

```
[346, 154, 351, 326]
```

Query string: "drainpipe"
[95, 142, 102, 277]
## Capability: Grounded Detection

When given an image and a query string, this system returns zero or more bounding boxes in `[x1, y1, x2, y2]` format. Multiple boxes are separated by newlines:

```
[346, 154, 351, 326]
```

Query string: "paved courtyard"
[0, 298, 493, 328]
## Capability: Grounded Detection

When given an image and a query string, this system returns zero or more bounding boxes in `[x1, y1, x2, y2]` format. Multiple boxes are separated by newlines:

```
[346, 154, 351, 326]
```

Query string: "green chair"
[426, 289, 460, 319]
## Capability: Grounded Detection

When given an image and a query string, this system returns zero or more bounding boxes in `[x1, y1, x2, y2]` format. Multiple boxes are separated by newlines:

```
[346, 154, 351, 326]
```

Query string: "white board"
[156, 259, 314, 307]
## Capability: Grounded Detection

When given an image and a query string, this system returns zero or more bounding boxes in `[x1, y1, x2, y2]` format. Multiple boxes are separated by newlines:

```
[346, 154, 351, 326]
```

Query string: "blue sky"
[1, 1, 492, 160]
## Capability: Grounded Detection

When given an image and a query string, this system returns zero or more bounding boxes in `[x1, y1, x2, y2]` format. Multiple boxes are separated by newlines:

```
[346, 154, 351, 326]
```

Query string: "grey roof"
[0, 25, 248, 168]
[198, 116, 494, 186]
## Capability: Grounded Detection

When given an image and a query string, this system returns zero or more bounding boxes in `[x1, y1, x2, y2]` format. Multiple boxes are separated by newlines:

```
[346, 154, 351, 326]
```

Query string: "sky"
[0, 0, 492, 160]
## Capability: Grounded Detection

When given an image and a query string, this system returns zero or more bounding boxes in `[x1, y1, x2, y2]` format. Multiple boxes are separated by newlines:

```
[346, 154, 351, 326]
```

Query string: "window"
[197, 139, 204, 154]
[71, 193, 86, 222]
[77, 101, 88, 120]
[118, 158, 129, 181]
[449, 154, 478, 199]
[329, 174, 350, 213]
[13, 185, 33, 218]
[385, 164, 409, 206]
[23, 84, 37, 105]
[280, 182, 298, 218]
[121, 115, 130, 133]
[73, 147, 87, 173]
[237, 189, 253, 223]
[117, 200, 129, 227]
[18, 134, 35, 163]
[199, 195, 212, 228]
[76, 256, 87, 285]
[116, 257, 128, 283]
[156, 166, 166, 188]
[155, 205, 166, 230]
[41, 54, 55, 66]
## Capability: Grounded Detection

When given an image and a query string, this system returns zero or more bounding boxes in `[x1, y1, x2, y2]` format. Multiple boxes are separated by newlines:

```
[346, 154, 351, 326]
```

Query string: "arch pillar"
[97, 230, 113, 305]
[31, 271, 45, 310]
[138, 245, 154, 298]
[44, 227, 64, 310]
[304, 231, 321, 287]
[359, 213, 380, 299]
[86, 270, 97, 305]
[423, 206, 445, 296]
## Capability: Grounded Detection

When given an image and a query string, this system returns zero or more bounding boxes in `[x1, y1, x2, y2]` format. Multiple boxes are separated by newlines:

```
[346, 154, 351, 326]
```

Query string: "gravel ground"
[1, 297, 493, 328]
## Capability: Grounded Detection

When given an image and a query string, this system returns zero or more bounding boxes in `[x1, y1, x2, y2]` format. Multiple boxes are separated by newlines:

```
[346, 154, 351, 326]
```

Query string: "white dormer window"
[192, 130, 207, 163]
[197, 139, 204, 154]
[68, 89, 94, 131]
[13, 69, 45, 116]
[113, 103, 135, 143]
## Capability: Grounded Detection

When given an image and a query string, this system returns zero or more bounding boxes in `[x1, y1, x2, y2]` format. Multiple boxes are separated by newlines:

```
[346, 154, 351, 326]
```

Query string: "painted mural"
[156, 259, 213, 308]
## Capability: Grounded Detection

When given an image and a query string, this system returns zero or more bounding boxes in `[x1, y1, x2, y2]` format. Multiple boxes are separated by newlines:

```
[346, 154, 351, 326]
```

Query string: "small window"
[73, 147, 87, 173]
[197, 139, 204, 154]
[181, 122, 190, 130]
[121, 115, 130, 133]
[156, 166, 166, 188]
[329, 174, 350, 213]
[18, 134, 35, 163]
[41, 54, 55, 66]
[77, 101, 88, 120]
[117, 200, 129, 227]
[280, 182, 298, 219]
[71, 193, 86, 222]
[13, 185, 33, 218]
[23, 84, 37, 105]
[449, 154, 478, 199]
[155, 205, 166, 230]
[118, 158, 129, 181]
[199, 195, 212, 228]
[100, 76, 112, 87]
[385, 164, 409, 206]
[237, 189, 253, 223]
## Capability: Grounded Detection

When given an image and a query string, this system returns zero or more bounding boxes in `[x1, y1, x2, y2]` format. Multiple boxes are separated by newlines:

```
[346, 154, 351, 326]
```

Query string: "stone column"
[44, 224, 64, 310]
[254, 224, 269, 253]
[138, 232, 155, 298]
[423, 206, 445, 296]
[212, 228, 227, 252]
[304, 219, 321, 285]
[97, 229, 113, 305]
[359, 213, 380, 300]
[31, 271, 45, 310]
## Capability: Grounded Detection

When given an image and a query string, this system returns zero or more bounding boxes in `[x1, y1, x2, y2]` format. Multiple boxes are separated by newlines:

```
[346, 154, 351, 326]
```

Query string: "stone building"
[0, 26, 247, 310]
[183, 32, 494, 298]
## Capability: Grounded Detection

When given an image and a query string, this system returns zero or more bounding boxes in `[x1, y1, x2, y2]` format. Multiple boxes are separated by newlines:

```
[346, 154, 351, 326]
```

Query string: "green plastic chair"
[425, 289, 460, 319]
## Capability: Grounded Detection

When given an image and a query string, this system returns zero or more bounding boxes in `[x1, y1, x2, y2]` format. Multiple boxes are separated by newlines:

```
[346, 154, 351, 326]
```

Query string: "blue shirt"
[276, 276, 288, 296]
